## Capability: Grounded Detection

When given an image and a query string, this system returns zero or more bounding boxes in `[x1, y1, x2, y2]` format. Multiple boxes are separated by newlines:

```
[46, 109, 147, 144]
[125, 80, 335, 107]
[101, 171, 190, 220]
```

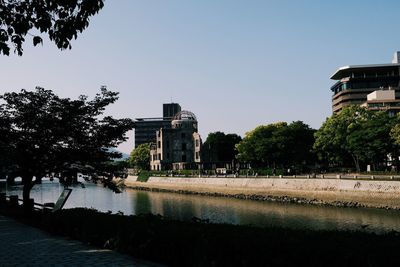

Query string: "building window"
[182, 143, 186, 151]
[195, 139, 199, 147]
[158, 141, 161, 148]
[158, 153, 161, 160]
[182, 155, 186, 162]
[196, 151, 199, 159]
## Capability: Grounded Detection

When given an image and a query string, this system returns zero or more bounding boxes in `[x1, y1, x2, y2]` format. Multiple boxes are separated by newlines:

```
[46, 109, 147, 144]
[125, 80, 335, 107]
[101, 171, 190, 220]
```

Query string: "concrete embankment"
[123, 176, 400, 209]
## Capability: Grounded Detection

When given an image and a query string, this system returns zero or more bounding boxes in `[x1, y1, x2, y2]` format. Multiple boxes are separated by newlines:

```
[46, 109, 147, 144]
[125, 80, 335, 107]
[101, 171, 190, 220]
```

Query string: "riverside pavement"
[0, 214, 161, 266]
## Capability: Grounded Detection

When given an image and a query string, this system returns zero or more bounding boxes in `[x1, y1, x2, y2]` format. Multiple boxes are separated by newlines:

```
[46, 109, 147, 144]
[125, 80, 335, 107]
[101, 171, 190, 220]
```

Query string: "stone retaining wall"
[124, 175, 400, 209]
[127, 175, 400, 193]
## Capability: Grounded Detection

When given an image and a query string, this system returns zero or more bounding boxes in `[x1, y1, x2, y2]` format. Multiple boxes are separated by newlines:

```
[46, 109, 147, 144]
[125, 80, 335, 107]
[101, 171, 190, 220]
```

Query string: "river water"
[1, 179, 400, 233]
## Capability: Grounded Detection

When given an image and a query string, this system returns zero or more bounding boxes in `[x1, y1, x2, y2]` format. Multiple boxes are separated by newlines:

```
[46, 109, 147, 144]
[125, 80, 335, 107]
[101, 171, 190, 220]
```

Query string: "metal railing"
[2, 194, 54, 211]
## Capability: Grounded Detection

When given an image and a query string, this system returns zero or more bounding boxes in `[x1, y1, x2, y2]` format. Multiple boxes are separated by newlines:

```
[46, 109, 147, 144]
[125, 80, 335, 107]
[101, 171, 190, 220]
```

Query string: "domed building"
[150, 110, 202, 170]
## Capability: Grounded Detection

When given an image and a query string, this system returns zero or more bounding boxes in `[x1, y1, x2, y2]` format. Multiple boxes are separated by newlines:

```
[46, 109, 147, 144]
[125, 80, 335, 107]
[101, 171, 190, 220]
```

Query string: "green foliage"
[129, 143, 151, 170]
[314, 105, 396, 172]
[202, 132, 242, 163]
[176, 169, 200, 177]
[0, 0, 104, 56]
[236, 122, 286, 165]
[30, 208, 400, 266]
[236, 121, 315, 169]
[147, 170, 168, 177]
[0, 108, 12, 178]
[137, 171, 150, 182]
[100, 160, 128, 178]
[0, 87, 134, 202]
[239, 168, 284, 176]
[390, 115, 400, 146]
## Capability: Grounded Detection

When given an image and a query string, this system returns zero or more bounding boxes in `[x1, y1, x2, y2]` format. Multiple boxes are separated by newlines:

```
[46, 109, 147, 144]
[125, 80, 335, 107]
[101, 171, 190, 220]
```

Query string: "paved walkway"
[0, 215, 161, 266]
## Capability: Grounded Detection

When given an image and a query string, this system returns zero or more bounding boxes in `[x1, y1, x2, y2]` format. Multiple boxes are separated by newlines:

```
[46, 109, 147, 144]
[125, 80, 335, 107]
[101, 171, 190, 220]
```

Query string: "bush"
[38, 208, 400, 267]
[245, 168, 284, 176]
[2, 205, 400, 266]
[137, 171, 150, 182]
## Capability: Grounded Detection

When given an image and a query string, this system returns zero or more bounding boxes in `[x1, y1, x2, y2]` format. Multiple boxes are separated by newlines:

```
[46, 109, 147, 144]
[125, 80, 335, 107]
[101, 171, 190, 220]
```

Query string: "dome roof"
[173, 110, 197, 121]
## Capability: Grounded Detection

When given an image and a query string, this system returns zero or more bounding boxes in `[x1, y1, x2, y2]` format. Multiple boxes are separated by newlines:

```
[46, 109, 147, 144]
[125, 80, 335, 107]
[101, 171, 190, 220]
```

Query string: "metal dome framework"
[173, 110, 197, 121]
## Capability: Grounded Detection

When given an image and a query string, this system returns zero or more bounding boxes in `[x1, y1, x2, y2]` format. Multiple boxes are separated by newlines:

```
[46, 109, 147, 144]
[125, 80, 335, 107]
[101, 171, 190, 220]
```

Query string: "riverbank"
[2, 205, 400, 267]
[123, 176, 400, 210]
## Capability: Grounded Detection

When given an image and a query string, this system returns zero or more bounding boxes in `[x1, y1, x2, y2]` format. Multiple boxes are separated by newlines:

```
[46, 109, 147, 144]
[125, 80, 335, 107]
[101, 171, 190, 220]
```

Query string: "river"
[2, 179, 400, 233]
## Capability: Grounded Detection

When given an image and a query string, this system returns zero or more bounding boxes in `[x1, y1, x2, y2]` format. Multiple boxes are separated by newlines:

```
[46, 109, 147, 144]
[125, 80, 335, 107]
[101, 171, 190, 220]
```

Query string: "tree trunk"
[351, 154, 360, 173]
[72, 172, 78, 184]
[22, 175, 34, 209]
[6, 175, 15, 185]
[35, 175, 42, 184]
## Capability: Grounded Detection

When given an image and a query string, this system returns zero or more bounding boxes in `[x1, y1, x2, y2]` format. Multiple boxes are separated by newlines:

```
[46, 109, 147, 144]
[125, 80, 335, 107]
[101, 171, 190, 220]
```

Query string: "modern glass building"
[330, 52, 400, 113]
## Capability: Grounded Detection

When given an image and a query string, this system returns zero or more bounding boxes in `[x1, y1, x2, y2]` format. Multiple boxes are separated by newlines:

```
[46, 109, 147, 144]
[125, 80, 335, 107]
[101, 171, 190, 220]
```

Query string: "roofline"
[134, 117, 173, 121]
[330, 63, 400, 80]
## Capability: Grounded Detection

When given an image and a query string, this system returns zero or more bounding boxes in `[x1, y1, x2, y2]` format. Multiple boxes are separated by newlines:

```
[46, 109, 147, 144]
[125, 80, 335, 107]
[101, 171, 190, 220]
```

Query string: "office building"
[330, 52, 400, 113]
[360, 89, 400, 116]
[133, 103, 181, 147]
[163, 103, 181, 118]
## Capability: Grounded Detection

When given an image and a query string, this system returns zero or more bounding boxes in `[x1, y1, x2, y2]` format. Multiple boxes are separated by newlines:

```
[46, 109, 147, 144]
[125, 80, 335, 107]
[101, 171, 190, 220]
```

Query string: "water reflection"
[1, 180, 400, 233]
[134, 191, 151, 215]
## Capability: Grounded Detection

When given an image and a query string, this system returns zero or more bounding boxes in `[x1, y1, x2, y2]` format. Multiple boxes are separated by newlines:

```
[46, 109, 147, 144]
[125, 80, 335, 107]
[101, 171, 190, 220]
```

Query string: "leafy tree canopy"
[236, 121, 315, 169]
[314, 105, 396, 172]
[0, 0, 104, 55]
[202, 132, 242, 163]
[129, 143, 151, 170]
[390, 113, 400, 146]
[0, 86, 134, 203]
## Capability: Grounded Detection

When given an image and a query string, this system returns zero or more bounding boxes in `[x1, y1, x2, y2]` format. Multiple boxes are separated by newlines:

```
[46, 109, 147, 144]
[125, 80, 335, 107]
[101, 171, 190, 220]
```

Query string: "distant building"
[361, 89, 400, 116]
[150, 110, 202, 170]
[330, 52, 400, 113]
[133, 103, 181, 147]
[163, 103, 181, 118]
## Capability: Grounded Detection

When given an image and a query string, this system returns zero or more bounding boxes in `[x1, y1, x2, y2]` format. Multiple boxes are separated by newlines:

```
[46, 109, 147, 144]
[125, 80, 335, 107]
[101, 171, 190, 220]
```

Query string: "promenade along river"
[2, 179, 400, 234]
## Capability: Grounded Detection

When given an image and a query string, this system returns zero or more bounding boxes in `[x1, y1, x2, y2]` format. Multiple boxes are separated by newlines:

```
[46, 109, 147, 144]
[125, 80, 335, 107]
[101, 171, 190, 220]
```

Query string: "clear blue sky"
[1, 0, 400, 153]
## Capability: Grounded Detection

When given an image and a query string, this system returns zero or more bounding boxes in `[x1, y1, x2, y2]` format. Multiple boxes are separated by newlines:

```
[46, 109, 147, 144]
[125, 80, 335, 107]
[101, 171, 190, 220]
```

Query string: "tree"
[129, 143, 151, 170]
[284, 121, 316, 168]
[388, 114, 400, 170]
[202, 132, 242, 164]
[314, 105, 394, 172]
[0, 86, 134, 206]
[0, 0, 104, 56]
[236, 121, 315, 170]
[236, 123, 285, 167]
[0, 106, 12, 179]
[390, 114, 400, 146]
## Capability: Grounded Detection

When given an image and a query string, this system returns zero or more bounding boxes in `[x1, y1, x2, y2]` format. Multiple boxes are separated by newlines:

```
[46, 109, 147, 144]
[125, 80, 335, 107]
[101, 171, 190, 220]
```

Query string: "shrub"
[137, 171, 150, 182]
